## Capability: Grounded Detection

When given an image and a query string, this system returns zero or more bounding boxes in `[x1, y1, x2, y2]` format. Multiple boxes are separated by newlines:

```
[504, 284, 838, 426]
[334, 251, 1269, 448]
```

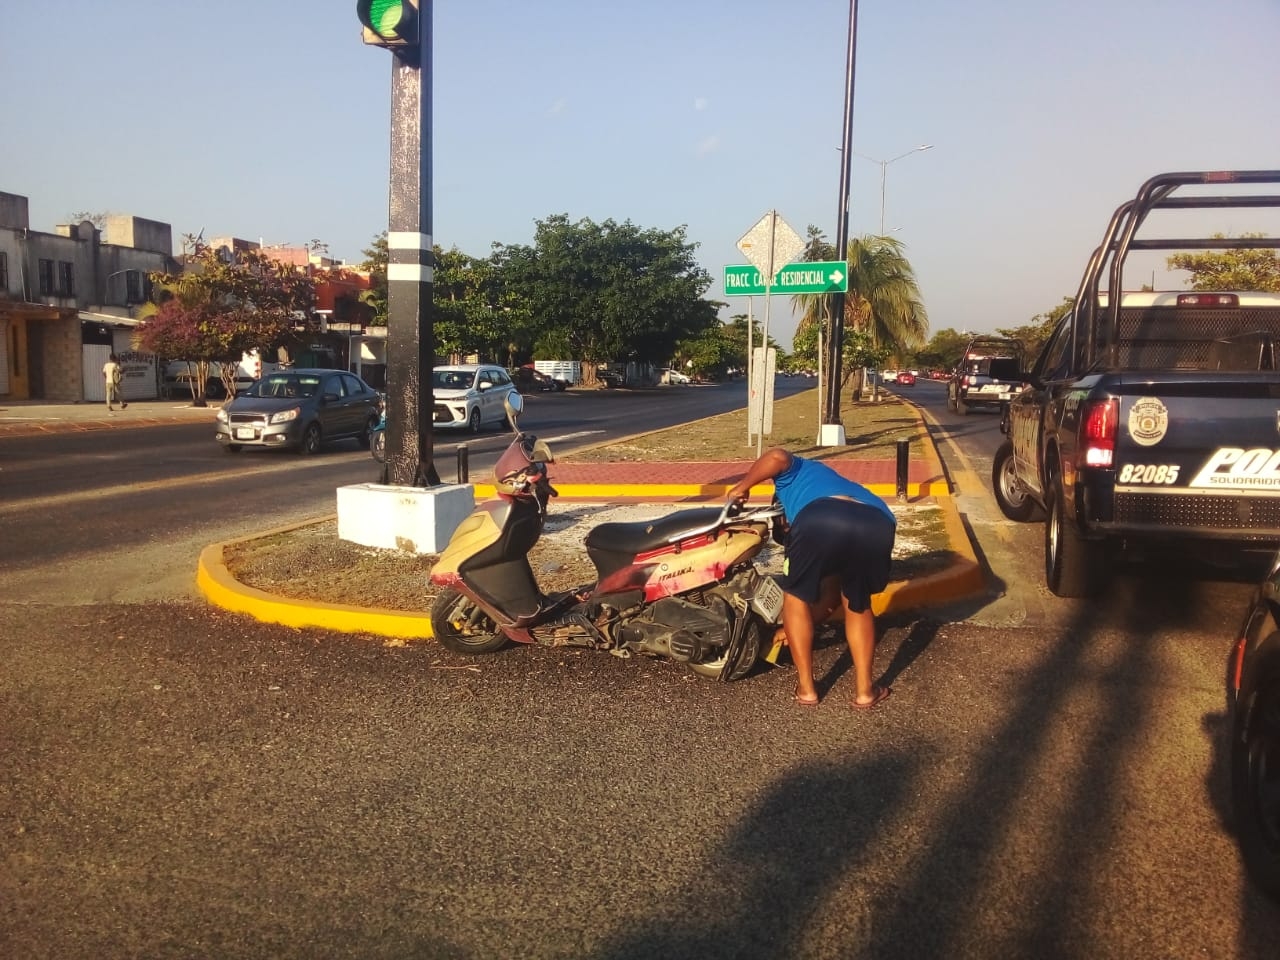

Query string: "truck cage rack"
[1074, 170, 1280, 370]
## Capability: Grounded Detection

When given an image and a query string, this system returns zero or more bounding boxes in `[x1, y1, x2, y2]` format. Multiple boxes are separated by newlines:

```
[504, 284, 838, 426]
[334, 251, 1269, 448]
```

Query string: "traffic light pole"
[383, 13, 439, 486]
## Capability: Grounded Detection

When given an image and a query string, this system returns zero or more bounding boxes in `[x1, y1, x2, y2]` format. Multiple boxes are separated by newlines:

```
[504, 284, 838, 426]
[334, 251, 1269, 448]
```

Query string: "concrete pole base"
[336, 483, 475, 555]
[818, 424, 847, 447]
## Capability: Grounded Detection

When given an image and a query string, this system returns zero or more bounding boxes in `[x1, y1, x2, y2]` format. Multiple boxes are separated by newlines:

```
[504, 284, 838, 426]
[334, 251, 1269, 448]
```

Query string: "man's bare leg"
[781, 592, 819, 703]
[843, 597, 883, 706]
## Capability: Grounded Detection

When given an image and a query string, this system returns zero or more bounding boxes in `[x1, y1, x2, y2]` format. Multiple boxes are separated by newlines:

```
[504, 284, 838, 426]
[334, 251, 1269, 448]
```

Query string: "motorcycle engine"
[614, 595, 731, 662]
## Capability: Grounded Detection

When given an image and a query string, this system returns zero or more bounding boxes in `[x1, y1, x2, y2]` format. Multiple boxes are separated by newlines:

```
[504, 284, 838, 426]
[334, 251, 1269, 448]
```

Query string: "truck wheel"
[992, 440, 1044, 522]
[957, 395, 969, 415]
[1233, 642, 1280, 902]
[1044, 475, 1104, 597]
[947, 389, 957, 413]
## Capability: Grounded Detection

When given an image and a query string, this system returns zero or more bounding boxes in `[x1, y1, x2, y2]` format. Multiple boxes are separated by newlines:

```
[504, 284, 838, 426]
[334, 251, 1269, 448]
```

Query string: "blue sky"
[5, 0, 1279, 350]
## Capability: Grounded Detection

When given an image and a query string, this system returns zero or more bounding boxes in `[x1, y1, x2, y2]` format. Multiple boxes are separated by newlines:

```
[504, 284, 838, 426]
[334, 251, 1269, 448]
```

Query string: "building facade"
[0, 191, 178, 401]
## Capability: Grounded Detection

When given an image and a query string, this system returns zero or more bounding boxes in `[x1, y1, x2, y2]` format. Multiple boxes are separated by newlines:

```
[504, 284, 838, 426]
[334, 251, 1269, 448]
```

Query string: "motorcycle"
[429, 395, 786, 681]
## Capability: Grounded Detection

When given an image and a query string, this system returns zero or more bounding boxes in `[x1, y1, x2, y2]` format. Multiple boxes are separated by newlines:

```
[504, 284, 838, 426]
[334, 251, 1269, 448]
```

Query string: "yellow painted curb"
[196, 518, 435, 641]
[873, 491, 986, 616]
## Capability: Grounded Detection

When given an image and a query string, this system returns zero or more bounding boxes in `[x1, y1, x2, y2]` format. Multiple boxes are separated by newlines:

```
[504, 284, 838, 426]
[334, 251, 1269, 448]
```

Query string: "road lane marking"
[0, 456, 351, 516]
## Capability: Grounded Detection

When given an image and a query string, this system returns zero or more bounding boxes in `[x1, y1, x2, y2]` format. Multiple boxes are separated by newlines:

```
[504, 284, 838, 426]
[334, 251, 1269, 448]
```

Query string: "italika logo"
[1128, 397, 1169, 447]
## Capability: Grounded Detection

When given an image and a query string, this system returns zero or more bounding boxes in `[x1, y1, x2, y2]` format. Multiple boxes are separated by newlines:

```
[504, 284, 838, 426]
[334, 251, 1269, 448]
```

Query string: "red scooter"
[429, 397, 785, 680]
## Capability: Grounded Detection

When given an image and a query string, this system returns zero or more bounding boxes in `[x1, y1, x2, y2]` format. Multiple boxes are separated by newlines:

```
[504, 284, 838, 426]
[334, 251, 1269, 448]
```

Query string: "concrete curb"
[196, 489, 986, 641]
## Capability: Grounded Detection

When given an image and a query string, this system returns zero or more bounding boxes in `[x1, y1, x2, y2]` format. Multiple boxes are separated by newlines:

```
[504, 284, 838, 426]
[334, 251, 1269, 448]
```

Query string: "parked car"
[432, 364, 519, 432]
[509, 365, 566, 392]
[1230, 549, 1280, 902]
[215, 369, 381, 455]
[896, 371, 916, 386]
[663, 368, 691, 385]
[596, 368, 626, 388]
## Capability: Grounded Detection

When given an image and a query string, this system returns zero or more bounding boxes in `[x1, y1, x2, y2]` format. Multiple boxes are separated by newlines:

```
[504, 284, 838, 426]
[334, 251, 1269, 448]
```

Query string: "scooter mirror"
[504, 392, 525, 426]
[531, 440, 554, 463]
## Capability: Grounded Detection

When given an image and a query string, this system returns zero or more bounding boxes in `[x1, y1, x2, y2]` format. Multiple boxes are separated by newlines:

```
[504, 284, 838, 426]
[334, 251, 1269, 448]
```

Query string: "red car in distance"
[896, 371, 916, 386]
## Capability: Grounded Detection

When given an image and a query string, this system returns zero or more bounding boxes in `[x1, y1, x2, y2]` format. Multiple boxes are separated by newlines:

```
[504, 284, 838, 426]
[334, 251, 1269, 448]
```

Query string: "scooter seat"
[585, 506, 723, 555]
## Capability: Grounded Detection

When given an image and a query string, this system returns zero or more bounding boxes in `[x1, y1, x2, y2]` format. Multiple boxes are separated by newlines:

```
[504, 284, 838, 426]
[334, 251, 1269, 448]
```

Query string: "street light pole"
[823, 0, 859, 430]
[855, 144, 932, 234]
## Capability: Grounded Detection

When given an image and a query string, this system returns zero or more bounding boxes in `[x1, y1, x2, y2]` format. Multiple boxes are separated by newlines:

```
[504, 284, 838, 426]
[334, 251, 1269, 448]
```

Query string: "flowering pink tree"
[139, 248, 316, 405]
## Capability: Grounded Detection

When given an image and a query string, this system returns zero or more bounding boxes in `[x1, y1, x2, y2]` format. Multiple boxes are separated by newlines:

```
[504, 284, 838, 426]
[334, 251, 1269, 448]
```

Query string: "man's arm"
[726, 447, 793, 503]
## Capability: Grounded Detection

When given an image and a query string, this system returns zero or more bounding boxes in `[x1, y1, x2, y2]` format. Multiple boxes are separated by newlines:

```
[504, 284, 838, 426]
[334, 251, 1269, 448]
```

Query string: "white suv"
[432, 364, 519, 432]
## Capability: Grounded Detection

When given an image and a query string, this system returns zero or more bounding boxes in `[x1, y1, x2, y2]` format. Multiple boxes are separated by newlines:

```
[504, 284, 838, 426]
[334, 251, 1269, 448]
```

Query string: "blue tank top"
[773, 456, 896, 525]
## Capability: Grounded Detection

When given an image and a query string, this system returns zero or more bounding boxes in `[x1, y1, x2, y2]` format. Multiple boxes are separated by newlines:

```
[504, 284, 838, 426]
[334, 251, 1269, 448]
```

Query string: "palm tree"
[791, 232, 928, 377]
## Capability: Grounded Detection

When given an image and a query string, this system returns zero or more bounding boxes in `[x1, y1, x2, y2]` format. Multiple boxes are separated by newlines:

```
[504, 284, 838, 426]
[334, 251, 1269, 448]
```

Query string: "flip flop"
[793, 684, 819, 707]
[852, 686, 892, 710]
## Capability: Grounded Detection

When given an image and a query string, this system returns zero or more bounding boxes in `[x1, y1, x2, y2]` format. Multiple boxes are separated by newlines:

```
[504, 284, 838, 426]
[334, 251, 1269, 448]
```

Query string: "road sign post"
[737, 212, 805, 455]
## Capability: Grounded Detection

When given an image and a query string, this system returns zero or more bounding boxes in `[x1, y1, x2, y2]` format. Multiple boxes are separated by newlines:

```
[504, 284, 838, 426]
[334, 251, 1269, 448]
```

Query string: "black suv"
[947, 338, 1024, 415]
[510, 366, 566, 392]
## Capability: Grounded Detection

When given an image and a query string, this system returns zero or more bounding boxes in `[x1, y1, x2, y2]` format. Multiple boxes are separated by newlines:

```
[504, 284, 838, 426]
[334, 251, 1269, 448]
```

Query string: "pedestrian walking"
[727, 447, 897, 709]
[103, 353, 127, 411]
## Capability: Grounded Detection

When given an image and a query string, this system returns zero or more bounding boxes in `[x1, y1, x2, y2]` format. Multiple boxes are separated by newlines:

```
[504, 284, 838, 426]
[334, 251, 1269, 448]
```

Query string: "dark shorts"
[779, 497, 896, 613]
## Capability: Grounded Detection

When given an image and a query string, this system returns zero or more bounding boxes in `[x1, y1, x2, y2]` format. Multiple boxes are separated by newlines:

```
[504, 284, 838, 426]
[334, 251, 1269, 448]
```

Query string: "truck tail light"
[1177, 293, 1238, 307]
[1079, 398, 1118, 468]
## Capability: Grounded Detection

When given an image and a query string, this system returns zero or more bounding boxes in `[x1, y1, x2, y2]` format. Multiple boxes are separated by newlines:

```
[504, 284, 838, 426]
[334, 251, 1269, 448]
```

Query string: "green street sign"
[723, 260, 848, 296]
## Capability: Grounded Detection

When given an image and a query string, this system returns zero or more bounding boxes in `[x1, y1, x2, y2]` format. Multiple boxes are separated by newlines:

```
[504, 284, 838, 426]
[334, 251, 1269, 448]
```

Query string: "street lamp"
[854, 144, 932, 234]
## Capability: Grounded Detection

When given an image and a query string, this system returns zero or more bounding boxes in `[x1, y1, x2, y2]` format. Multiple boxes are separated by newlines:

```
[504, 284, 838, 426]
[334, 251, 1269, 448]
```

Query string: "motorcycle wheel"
[687, 614, 765, 682]
[431, 588, 507, 654]
[371, 430, 386, 464]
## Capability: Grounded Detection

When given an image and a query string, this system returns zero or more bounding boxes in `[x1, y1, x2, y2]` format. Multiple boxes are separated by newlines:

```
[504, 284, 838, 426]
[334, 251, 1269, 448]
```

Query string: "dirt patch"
[566, 386, 925, 463]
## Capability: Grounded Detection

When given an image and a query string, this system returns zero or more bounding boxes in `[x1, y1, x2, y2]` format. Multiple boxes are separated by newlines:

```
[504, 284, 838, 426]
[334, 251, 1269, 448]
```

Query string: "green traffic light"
[369, 0, 403, 35]
[357, 0, 418, 46]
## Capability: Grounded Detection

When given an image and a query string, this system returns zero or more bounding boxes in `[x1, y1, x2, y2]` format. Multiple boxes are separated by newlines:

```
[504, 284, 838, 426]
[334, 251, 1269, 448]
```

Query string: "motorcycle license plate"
[752, 576, 785, 623]
[234, 427, 255, 440]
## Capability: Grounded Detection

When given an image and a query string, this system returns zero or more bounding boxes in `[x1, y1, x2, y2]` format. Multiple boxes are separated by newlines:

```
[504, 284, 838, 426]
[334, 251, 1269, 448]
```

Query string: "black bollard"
[896, 438, 910, 502]
[457, 444, 469, 484]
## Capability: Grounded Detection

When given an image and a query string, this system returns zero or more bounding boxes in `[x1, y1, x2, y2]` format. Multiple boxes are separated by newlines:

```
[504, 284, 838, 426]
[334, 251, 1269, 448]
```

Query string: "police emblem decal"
[1129, 396, 1169, 447]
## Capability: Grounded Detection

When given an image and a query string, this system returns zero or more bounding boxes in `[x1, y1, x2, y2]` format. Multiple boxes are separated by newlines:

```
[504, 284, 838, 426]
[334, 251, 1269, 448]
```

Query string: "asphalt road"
[4, 379, 1280, 959]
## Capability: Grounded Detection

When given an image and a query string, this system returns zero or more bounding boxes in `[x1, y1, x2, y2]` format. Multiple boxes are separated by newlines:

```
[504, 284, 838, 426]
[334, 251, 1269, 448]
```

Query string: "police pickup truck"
[993, 170, 1280, 597]
[948, 336, 1024, 415]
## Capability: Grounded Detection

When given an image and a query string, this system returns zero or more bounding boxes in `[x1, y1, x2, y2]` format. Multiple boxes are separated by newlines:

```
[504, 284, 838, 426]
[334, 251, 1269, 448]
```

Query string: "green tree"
[790, 230, 928, 393]
[996, 296, 1074, 360]
[491, 215, 717, 382]
[913, 327, 971, 373]
[1166, 234, 1280, 291]
[673, 313, 785, 381]
[358, 231, 389, 324]
[138, 248, 316, 405]
[433, 246, 536, 364]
